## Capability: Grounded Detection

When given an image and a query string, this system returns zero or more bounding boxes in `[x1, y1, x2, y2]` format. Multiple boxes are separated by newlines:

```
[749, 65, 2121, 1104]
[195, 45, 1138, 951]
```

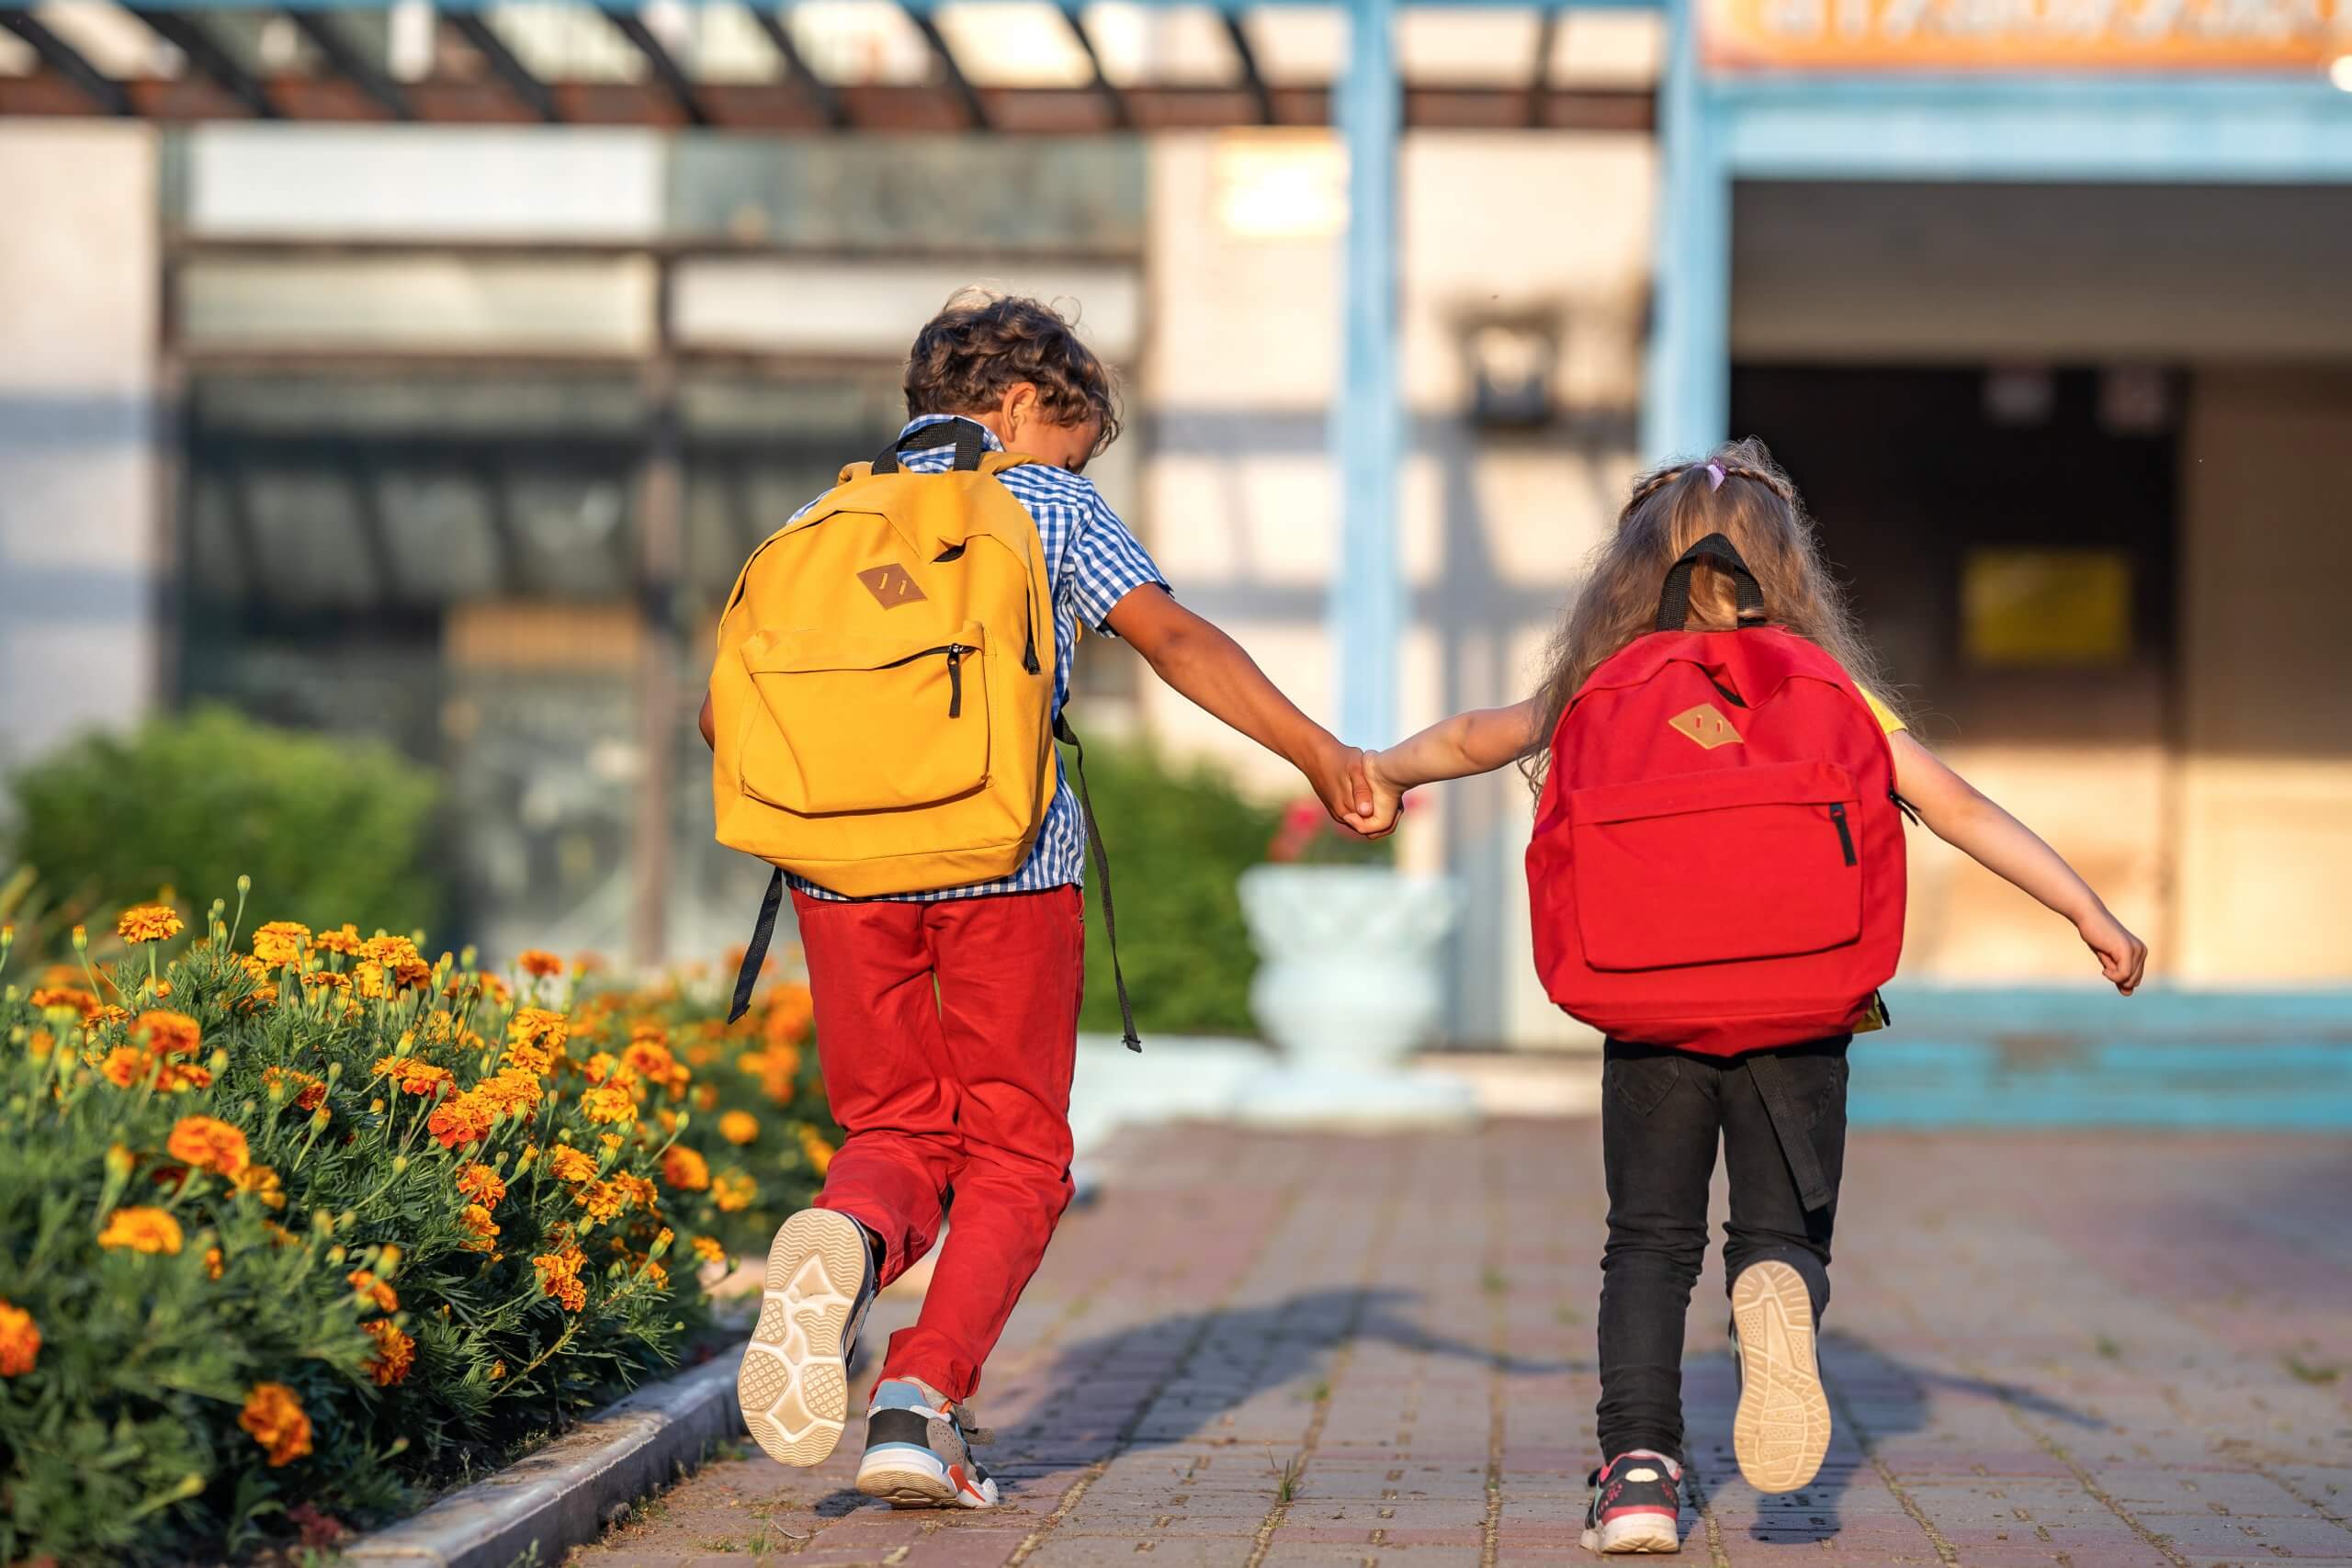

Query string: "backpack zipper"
[1828, 801, 1857, 866]
[873, 643, 975, 718]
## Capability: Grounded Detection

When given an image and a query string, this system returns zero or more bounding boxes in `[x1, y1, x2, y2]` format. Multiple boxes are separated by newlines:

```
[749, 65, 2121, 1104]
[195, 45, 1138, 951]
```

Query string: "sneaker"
[856, 1379, 1001, 1508]
[1581, 1450, 1682, 1554]
[1729, 1258, 1832, 1494]
[738, 1207, 877, 1467]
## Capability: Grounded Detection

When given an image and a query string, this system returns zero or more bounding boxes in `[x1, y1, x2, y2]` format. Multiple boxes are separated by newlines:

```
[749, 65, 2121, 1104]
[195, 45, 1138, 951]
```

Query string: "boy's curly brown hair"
[904, 289, 1122, 456]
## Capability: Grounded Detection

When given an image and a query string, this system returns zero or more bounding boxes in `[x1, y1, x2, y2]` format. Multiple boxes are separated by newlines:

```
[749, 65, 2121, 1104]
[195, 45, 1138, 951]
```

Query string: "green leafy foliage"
[1067, 743, 1285, 1038]
[6, 707, 444, 942]
[0, 900, 833, 1565]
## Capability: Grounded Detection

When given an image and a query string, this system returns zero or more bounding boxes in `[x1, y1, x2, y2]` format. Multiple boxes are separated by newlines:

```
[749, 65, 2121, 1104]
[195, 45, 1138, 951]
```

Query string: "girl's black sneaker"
[1581, 1449, 1683, 1554]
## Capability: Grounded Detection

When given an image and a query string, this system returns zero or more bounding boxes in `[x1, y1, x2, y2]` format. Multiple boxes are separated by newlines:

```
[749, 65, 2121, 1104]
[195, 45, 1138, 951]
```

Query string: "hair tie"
[1704, 462, 1726, 491]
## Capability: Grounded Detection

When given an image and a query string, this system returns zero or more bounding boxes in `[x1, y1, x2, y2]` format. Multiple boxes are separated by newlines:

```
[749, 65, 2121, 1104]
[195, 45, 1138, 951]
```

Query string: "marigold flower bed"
[0, 897, 836, 1564]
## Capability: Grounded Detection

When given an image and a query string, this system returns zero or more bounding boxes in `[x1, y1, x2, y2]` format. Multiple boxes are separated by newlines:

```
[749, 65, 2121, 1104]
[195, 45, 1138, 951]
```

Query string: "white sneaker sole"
[1580, 1513, 1681, 1554]
[737, 1208, 867, 1467]
[1731, 1259, 1832, 1494]
[857, 1445, 999, 1509]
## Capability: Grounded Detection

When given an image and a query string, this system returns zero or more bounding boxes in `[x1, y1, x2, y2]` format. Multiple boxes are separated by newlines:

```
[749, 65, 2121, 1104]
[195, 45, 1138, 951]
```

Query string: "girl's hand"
[2077, 909, 2148, 995]
[1356, 750, 1405, 839]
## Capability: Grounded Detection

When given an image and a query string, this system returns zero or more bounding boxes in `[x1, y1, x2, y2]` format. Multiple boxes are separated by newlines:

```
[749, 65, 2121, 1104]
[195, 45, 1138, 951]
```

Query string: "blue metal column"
[1639, 0, 1730, 460]
[1331, 0, 1402, 747]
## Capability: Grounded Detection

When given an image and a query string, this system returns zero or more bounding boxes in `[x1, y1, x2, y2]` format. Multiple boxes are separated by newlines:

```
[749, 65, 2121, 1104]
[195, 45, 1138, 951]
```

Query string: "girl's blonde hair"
[1521, 436, 1898, 793]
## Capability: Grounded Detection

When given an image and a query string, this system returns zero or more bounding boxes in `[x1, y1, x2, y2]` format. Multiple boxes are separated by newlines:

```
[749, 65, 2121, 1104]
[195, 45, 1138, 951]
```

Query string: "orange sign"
[1705, 0, 2351, 72]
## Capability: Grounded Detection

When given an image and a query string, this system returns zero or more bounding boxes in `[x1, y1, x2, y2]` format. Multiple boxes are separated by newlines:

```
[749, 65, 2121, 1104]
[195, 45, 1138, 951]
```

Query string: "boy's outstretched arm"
[1891, 731, 2147, 994]
[1104, 587, 1375, 832]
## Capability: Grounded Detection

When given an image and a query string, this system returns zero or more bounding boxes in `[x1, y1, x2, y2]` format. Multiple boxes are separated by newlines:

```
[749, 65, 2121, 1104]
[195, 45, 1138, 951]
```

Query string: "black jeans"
[1596, 1036, 1851, 1465]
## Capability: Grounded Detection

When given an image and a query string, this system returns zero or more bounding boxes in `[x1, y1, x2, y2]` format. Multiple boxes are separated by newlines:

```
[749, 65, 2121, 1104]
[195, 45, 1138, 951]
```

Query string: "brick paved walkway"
[578, 1121, 2352, 1567]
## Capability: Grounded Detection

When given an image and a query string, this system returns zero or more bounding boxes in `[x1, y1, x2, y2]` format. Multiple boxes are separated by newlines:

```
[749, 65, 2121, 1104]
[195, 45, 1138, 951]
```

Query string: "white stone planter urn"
[1237, 863, 1462, 1070]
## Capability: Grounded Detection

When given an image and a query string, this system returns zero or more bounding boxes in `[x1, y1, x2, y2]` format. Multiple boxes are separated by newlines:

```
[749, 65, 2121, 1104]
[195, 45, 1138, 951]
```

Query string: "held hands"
[1303, 737, 1386, 839]
[2077, 908, 2148, 995]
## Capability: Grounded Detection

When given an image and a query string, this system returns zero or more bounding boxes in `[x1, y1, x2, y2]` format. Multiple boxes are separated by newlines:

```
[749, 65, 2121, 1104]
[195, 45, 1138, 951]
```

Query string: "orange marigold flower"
[475, 1067, 543, 1115]
[205, 1246, 225, 1280]
[718, 1111, 759, 1145]
[26, 1029, 54, 1063]
[117, 905, 183, 944]
[532, 1247, 588, 1313]
[517, 948, 564, 978]
[711, 1169, 756, 1213]
[799, 1128, 836, 1177]
[457, 1203, 500, 1252]
[29, 986, 97, 1020]
[311, 923, 363, 956]
[426, 1092, 496, 1151]
[582, 1051, 626, 1088]
[347, 1269, 400, 1314]
[99, 1046, 149, 1089]
[661, 1145, 711, 1192]
[155, 1059, 213, 1094]
[263, 1220, 298, 1247]
[507, 1005, 568, 1052]
[302, 970, 352, 994]
[455, 1162, 507, 1207]
[612, 1171, 659, 1212]
[97, 1206, 183, 1255]
[640, 1258, 669, 1290]
[547, 1145, 599, 1183]
[89, 1002, 132, 1029]
[252, 921, 311, 967]
[490, 1359, 507, 1381]
[233, 1164, 287, 1209]
[263, 1066, 329, 1111]
[166, 1115, 250, 1179]
[576, 1179, 628, 1224]
[737, 1044, 800, 1107]
[240, 1382, 313, 1467]
[352, 961, 390, 1000]
[0, 1299, 40, 1376]
[598, 1134, 624, 1156]
[373, 1055, 454, 1098]
[579, 1085, 636, 1125]
[690, 1235, 726, 1265]
[136, 1010, 202, 1057]
[363, 1319, 416, 1387]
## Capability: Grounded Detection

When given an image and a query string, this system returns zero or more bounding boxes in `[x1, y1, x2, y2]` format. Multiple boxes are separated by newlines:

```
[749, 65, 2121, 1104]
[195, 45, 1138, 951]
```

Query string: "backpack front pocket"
[1567, 761, 1862, 971]
[735, 622, 990, 816]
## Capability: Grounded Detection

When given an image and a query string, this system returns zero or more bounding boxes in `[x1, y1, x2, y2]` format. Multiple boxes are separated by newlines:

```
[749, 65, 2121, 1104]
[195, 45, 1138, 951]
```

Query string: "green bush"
[6, 708, 443, 942]
[1069, 743, 1284, 1038]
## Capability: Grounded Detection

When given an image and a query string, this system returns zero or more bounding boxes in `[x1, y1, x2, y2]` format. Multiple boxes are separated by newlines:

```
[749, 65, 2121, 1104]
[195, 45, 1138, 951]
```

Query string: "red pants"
[794, 885, 1083, 1402]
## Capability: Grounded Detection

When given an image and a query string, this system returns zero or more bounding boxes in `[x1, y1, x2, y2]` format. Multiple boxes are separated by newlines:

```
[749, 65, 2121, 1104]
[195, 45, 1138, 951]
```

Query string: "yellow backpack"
[711, 424, 1057, 899]
[710, 423, 1141, 1045]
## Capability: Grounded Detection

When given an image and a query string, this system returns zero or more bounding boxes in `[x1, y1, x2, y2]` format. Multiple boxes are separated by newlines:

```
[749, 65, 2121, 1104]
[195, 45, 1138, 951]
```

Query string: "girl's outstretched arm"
[1890, 731, 2148, 993]
[1362, 698, 1545, 830]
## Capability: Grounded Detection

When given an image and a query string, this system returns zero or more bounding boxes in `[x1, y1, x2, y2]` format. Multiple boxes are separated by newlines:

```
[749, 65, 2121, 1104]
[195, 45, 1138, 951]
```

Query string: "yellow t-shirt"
[1860, 687, 1905, 736]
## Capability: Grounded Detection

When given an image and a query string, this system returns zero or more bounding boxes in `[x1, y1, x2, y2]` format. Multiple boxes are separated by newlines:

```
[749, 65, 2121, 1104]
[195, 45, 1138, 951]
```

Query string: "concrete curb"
[344, 1349, 744, 1568]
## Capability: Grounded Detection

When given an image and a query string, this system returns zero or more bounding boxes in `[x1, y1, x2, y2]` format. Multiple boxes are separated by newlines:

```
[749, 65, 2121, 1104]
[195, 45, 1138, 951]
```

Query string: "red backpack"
[1525, 535, 1905, 1056]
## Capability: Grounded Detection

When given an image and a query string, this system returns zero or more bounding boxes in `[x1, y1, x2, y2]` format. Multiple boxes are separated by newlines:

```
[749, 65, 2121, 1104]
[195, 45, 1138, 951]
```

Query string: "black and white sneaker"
[737, 1208, 877, 1467]
[856, 1379, 1001, 1508]
[1581, 1450, 1682, 1554]
[1729, 1258, 1832, 1494]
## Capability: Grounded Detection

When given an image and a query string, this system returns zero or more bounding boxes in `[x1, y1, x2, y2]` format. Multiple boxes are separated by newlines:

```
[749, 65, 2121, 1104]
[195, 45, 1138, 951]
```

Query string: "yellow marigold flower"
[205, 1247, 225, 1281]
[29, 986, 98, 1020]
[301, 970, 351, 994]
[457, 1203, 500, 1252]
[582, 1051, 626, 1088]
[455, 1162, 507, 1207]
[517, 948, 564, 978]
[576, 1180, 628, 1224]
[233, 1164, 286, 1210]
[599, 1133, 624, 1156]
[117, 905, 183, 944]
[240, 1382, 313, 1467]
[352, 961, 390, 1000]
[691, 1235, 726, 1265]
[428, 1092, 497, 1151]
[476, 1067, 542, 1115]
[711, 1169, 756, 1213]
[311, 923, 363, 956]
[506, 1006, 569, 1055]
[136, 1010, 201, 1057]
[373, 1055, 455, 1098]
[580, 1085, 636, 1125]
[612, 1171, 659, 1212]
[363, 1318, 416, 1387]
[347, 1269, 400, 1314]
[166, 1115, 250, 1179]
[547, 1145, 599, 1183]
[799, 1128, 836, 1177]
[98, 1206, 183, 1255]
[532, 1246, 588, 1312]
[252, 921, 311, 967]
[661, 1145, 711, 1192]
[0, 1299, 40, 1377]
[718, 1111, 760, 1145]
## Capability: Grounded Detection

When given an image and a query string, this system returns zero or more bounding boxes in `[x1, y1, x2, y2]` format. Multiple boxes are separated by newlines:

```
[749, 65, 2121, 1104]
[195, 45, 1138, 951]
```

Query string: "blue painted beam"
[1636, 0, 1727, 460]
[1332, 0, 1403, 749]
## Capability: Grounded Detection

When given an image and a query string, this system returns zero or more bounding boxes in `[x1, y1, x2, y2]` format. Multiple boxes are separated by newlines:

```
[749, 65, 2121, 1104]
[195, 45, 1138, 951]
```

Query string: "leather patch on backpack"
[1668, 703, 1743, 750]
[856, 564, 927, 609]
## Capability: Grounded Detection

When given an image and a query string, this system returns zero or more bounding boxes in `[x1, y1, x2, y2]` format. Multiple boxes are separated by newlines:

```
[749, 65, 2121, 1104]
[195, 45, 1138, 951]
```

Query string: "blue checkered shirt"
[787, 414, 1167, 902]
